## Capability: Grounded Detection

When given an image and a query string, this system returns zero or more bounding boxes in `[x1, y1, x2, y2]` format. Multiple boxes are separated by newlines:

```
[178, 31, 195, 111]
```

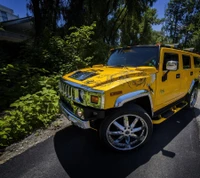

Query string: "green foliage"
[28, 0, 158, 45]
[0, 87, 59, 147]
[164, 0, 200, 48]
[0, 64, 49, 111]
[22, 22, 109, 73]
[120, 7, 162, 45]
[0, 41, 24, 65]
[0, 22, 108, 148]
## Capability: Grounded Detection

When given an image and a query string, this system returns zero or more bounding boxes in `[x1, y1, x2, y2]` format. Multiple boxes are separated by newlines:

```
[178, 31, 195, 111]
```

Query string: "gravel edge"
[0, 115, 71, 165]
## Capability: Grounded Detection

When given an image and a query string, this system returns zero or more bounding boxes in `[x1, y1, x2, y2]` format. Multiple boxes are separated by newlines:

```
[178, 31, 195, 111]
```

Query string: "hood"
[62, 65, 157, 88]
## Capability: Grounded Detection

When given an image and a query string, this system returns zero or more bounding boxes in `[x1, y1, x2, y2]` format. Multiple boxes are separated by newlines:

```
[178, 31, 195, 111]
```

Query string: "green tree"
[120, 7, 162, 45]
[27, 0, 62, 38]
[164, 0, 200, 47]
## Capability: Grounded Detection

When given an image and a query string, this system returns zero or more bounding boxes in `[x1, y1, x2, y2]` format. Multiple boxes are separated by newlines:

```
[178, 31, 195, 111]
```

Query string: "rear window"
[194, 57, 200, 68]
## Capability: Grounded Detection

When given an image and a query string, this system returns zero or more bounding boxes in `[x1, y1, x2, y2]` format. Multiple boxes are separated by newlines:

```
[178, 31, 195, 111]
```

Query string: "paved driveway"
[0, 102, 200, 178]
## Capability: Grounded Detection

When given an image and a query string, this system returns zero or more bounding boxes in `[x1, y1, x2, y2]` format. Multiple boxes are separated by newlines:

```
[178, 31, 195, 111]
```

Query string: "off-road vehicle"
[59, 44, 200, 151]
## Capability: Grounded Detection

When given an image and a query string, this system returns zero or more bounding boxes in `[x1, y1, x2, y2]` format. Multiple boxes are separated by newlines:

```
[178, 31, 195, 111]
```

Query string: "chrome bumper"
[59, 100, 91, 129]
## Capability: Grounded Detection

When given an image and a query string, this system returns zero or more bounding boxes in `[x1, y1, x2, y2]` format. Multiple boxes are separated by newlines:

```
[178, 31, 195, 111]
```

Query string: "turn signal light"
[91, 95, 99, 104]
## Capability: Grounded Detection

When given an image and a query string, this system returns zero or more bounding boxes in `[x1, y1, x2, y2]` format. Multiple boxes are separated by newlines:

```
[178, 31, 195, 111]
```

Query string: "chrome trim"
[60, 78, 104, 94]
[59, 100, 91, 129]
[115, 90, 154, 117]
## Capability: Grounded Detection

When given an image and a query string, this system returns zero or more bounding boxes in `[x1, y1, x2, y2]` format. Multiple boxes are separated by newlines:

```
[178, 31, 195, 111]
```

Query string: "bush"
[0, 41, 25, 65]
[0, 87, 59, 147]
[0, 64, 49, 111]
[0, 22, 109, 147]
[21, 22, 109, 74]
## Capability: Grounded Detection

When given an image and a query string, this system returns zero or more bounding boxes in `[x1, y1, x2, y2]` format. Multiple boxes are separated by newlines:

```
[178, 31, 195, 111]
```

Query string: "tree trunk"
[32, 0, 42, 39]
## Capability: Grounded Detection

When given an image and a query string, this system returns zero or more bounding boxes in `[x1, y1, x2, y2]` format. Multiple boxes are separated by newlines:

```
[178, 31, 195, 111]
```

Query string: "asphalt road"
[0, 103, 200, 178]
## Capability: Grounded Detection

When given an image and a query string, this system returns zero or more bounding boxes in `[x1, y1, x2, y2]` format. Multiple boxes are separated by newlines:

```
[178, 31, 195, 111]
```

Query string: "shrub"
[0, 87, 59, 147]
[0, 64, 49, 111]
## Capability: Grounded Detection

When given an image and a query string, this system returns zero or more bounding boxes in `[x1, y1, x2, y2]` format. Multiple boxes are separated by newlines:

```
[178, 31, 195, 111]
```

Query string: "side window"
[194, 57, 200, 68]
[182, 55, 191, 69]
[163, 53, 179, 70]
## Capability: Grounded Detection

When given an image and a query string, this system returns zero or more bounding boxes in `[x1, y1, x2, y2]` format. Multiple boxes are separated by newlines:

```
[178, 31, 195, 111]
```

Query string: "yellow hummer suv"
[59, 45, 200, 151]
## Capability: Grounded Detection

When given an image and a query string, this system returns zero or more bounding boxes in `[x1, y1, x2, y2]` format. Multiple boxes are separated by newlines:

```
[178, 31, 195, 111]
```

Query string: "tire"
[99, 104, 153, 151]
[186, 86, 198, 109]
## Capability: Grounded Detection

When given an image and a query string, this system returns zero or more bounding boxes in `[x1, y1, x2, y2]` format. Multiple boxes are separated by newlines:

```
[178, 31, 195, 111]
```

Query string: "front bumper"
[59, 100, 91, 129]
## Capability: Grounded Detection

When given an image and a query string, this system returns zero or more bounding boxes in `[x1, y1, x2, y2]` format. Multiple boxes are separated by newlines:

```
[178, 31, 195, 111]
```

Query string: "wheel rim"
[106, 114, 149, 151]
[190, 88, 198, 107]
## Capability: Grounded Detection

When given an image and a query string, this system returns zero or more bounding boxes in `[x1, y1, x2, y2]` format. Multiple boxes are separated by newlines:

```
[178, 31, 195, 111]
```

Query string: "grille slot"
[60, 80, 74, 99]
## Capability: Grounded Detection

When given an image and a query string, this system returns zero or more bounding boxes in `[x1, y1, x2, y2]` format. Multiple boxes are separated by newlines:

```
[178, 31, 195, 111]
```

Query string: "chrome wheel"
[106, 114, 148, 151]
[190, 88, 198, 108]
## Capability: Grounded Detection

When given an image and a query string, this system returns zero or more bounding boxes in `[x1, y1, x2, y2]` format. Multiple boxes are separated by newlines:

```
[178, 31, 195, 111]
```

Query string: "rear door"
[180, 54, 194, 94]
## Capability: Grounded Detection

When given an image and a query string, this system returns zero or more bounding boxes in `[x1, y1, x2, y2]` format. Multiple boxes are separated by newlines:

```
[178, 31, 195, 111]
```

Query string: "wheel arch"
[114, 90, 153, 118]
[188, 79, 199, 94]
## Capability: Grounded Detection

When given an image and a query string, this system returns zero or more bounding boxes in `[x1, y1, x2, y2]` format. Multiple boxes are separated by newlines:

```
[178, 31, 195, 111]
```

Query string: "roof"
[1, 16, 33, 26]
[0, 4, 14, 14]
[1, 16, 33, 34]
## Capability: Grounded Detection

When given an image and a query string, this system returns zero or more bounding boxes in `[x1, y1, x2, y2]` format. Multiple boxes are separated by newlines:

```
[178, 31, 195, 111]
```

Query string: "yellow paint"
[62, 46, 200, 122]
[152, 117, 167, 124]
[152, 101, 188, 124]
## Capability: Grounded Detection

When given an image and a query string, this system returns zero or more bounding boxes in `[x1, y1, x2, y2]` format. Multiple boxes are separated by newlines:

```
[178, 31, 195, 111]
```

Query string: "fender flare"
[114, 89, 154, 117]
[188, 79, 199, 94]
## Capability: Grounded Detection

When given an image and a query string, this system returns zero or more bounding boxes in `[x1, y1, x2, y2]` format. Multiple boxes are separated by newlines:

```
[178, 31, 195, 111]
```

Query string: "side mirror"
[162, 60, 178, 82]
[166, 61, 178, 71]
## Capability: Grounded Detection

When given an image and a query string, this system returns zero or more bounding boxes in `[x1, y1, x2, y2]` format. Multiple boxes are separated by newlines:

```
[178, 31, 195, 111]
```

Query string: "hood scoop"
[69, 71, 98, 81]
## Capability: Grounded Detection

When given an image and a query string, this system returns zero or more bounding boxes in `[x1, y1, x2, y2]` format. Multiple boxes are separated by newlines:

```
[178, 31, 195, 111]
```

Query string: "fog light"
[76, 108, 84, 119]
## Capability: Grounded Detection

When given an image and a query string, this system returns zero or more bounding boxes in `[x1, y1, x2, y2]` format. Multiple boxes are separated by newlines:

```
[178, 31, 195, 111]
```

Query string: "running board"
[152, 101, 188, 124]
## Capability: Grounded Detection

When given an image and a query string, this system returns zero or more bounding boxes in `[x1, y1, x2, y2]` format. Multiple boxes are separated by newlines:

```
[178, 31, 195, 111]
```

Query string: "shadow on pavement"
[54, 108, 200, 178]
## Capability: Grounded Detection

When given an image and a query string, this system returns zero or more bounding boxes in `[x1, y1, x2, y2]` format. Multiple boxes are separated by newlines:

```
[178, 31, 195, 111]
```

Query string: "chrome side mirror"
[166, 61, 178, 71]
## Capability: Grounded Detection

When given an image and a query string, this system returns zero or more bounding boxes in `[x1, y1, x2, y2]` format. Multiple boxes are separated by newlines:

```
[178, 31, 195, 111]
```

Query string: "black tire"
[186, 86, 198, 109]
[99, 104, 153, 151]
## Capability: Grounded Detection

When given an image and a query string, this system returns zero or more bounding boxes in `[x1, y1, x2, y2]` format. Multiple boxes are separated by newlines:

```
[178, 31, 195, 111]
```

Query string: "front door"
[155, 49, 182, 111]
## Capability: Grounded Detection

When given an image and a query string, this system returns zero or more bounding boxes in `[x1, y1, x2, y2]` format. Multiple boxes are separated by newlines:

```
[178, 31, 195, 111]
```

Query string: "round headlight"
[80, 90, 84, 100]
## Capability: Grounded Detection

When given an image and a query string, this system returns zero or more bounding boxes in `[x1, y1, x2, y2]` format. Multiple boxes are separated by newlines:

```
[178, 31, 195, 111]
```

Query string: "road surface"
[0, 102, 200, 178]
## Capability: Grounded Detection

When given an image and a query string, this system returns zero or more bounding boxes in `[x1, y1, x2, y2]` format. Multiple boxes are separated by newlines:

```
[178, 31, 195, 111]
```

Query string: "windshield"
[107, 47, 159, 67]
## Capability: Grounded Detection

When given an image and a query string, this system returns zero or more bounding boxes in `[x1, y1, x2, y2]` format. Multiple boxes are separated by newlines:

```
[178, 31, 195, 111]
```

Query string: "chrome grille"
[59, 80, 74, 99]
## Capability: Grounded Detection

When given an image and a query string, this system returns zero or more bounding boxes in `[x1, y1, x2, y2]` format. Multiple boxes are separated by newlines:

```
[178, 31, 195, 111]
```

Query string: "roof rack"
[160, 43, 181, 49]
[159, 43, 200, 54]
[183, 48, 195, 52]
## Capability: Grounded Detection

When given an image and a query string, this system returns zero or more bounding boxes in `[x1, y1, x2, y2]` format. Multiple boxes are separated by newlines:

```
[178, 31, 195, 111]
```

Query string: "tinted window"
[194, 57, 200, 68]
[182, 55, 191, 69]
[107, 47, 159, 67]
[163, 53, 179, 70]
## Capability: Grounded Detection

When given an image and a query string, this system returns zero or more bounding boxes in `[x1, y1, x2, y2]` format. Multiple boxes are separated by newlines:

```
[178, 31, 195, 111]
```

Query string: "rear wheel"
[99, 104, 153, 151]
[186, 86, 198, 109]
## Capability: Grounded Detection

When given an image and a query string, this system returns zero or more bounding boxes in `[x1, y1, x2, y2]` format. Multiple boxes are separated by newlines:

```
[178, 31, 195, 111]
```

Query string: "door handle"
[190, 71, 193, 76]
[176, 74, 180, 78]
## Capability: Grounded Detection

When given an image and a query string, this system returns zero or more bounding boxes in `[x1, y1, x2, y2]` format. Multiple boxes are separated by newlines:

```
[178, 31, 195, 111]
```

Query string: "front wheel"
[99, 104, 153, 151]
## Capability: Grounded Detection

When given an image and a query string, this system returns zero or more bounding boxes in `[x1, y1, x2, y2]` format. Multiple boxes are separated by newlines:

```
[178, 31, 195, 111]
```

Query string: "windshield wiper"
[114, 65, 132, 69]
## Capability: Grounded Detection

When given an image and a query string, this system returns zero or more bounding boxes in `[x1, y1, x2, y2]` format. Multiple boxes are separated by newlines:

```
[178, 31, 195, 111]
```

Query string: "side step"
[152, 101, 188, 124]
